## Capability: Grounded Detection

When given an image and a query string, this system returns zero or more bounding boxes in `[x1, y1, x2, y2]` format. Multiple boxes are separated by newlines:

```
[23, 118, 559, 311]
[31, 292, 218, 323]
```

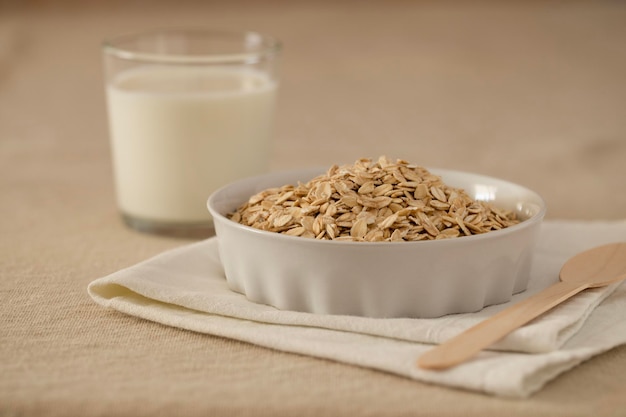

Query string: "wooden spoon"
[417, 242, 626, 370]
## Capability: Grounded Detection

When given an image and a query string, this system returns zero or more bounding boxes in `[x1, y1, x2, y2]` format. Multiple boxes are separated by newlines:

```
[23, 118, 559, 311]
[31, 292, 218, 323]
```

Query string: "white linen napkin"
[88, 220, 626, 398]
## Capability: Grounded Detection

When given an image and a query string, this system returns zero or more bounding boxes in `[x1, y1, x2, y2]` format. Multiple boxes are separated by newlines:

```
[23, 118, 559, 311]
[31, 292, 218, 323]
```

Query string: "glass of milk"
[102, 29, 280, 237]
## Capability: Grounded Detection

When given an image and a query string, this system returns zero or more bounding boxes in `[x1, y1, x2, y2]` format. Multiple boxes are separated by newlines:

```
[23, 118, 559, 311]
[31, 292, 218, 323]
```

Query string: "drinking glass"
[102, 29, 281, 237]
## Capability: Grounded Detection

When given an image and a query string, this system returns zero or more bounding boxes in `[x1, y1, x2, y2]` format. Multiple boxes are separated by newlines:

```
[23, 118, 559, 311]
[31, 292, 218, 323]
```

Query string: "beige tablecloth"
[2, 1, 626, 416]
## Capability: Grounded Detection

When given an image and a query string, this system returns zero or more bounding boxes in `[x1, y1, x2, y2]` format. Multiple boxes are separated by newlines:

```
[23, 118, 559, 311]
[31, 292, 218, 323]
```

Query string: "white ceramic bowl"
[207, 167, 546, 318]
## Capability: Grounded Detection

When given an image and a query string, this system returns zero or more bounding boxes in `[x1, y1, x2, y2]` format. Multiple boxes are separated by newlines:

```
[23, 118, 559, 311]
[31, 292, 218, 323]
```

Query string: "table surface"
[2, 1, 626, 416]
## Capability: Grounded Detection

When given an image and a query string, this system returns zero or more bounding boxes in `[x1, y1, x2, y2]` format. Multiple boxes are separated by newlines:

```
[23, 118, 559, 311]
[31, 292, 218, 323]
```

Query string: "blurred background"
[1, 0, 625, 221]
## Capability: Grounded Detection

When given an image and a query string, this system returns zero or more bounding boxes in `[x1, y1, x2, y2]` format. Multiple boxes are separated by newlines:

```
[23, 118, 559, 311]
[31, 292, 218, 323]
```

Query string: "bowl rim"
[207, 167, 547, 248]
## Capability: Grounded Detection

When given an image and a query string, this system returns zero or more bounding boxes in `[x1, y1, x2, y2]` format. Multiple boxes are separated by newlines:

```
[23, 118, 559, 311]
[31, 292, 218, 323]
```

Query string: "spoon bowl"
[560, 243, 626, 287]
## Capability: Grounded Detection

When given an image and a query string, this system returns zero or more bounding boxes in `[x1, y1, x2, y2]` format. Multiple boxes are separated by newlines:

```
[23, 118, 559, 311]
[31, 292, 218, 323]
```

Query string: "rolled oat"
[229, 156, 519, 242]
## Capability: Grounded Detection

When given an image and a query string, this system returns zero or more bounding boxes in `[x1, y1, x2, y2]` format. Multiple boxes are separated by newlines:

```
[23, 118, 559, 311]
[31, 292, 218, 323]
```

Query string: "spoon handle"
[417, 280, 588, 370]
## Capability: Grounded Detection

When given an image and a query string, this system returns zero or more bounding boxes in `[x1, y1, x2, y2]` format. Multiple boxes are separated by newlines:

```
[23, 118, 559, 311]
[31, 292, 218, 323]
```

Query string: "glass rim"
[102, 28, 282, 65]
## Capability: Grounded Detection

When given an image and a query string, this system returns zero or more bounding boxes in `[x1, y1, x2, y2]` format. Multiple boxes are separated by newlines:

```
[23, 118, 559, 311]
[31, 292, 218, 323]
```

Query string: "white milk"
[106, 66, 277, 223]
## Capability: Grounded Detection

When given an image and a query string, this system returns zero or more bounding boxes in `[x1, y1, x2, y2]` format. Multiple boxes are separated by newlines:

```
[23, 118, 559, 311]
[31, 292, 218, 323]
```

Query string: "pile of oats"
[229, 156, 519, 242]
